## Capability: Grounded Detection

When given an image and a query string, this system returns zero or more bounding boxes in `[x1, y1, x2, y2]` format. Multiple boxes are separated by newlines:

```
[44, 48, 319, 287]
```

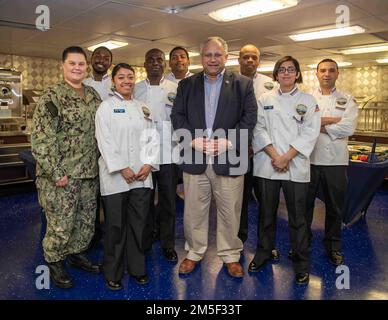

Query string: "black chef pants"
[252, 178, 310, 273]
[144, 163, 178, 250]
[238, 158, 258, 243]
[306, 165, 347, 252]
[102, 188, 151, 282]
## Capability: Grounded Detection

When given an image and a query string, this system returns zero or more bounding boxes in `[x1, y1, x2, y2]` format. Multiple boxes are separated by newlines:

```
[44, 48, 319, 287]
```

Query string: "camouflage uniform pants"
[36, 177, 98, 263]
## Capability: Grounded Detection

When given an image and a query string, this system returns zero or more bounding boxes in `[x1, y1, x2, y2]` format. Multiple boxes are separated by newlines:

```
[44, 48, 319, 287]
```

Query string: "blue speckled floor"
[0, 182, 387, 300]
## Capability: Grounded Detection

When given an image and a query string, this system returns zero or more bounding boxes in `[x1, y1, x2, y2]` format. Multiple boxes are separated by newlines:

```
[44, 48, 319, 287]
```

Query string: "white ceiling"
[0, 0, 388, 70]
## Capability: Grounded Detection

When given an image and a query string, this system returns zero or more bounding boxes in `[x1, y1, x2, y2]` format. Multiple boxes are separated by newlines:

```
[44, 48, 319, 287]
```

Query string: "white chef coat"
[310, 87, 359, 166]
[165, 71, 194, 84]
[84, 73, 113, 101]
[252, 86, 321, 183]
[134, 77, 178, 164]
[95, 92, 159, 196]
[253, 73, 277, 98]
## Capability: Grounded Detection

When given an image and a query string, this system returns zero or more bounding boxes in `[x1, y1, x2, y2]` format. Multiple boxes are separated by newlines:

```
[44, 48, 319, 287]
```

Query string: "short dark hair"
[91, 46, 113, 61]
[169, 46, 189, 60]
[62, 46, 87, 62]
[273, 55, 303, 83]
[145, 48, 165, 59]
[111, 63, 135, 79]
[317, 58, 338, 70]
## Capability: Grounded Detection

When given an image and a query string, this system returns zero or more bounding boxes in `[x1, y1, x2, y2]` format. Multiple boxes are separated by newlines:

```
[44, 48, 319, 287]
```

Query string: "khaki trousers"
[183, 165, 244, 263]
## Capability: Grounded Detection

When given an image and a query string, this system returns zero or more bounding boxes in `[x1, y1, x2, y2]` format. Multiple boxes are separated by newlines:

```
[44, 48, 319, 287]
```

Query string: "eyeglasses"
[278, 66, 297, 74]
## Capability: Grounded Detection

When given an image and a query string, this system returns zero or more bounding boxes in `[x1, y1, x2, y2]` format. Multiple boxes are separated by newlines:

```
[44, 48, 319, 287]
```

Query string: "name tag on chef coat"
[165, 91, 176, 109]
[114, 108, 125, 113]
[336, 97, 347, 106]
[335, 97, 347, 111]
[264, 105, 274, 110]
[335, 106, 346, 111]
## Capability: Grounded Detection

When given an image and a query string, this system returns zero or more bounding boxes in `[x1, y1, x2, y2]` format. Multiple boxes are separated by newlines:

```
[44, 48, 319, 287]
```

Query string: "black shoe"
[271, 248, 280, 261]
[288, 249, 295, 261]
[295, 272, 309, 285]
[68, 252, 101, 273]
[162, 248, 178, 262]
[48, 261, 73, 289]
[328, 251, 344, 266]
[134, 274, 149, 285]
[106, 280, 123, 291]
[248, 259, 268, 273]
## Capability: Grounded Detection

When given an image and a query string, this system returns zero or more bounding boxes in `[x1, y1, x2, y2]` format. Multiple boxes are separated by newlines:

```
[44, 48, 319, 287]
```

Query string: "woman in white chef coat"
[95, 63, 159, 289]
[249, 56, 320, 285]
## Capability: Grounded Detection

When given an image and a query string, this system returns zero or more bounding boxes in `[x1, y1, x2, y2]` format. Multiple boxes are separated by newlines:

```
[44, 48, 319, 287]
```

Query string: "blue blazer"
[170, 71, 258, 176]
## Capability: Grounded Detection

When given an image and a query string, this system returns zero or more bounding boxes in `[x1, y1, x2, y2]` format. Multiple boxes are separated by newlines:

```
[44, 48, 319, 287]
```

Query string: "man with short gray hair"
[171, 36, 257, 278]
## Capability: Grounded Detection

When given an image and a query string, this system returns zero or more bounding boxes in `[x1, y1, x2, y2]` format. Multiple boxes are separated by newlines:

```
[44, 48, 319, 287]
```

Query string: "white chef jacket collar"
[238, 71, 257, 80]
[278, 85, 298, 96]
[89, 72, 110, 81]
[111, 91, 132, 101]
[146, 76, 166, 86]
[318, 86, 336, 95]
[168, 71, 191, 80]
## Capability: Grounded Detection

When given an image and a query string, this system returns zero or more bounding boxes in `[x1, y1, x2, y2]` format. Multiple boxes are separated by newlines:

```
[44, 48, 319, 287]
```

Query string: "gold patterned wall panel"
[133, 66, 147, 82]
[301, 65, 388, 100]
[0, 53, 147, 89]
[2, 52, 387, 97]
[0, 53, 62, 90]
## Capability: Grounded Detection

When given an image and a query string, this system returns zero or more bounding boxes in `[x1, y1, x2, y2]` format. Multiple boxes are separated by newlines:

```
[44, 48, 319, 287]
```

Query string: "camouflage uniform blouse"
[32, 80, 102, 182]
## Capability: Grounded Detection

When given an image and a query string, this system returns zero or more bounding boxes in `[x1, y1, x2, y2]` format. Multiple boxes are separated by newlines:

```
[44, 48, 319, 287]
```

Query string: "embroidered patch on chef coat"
[167, 92, 176, 103]
[295, 104, 307, 116]
[114, 109, 125, 113]
[336, 97, 347, 106]
[264, 82, 274, 90]
[142, 106, 152, 121]
[264, 105, 274, 110]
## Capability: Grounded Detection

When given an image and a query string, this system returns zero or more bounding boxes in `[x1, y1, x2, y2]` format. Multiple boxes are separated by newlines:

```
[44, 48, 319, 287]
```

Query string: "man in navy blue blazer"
[171, 36, 257, 278]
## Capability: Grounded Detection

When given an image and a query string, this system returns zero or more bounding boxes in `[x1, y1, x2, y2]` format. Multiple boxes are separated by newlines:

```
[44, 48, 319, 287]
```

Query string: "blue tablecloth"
[342, 159, 388, 226]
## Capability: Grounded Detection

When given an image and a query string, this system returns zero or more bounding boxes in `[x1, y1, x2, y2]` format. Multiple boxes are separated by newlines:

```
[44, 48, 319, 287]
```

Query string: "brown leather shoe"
[225, 262, 244, 278]
[178, 258, 198, 274]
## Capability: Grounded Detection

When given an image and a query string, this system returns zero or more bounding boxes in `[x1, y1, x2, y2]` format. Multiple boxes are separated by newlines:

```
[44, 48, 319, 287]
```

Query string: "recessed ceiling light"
[376, 58, 388, 63]
[341, 44, 388, 55]
[290, 25, 365, 42]
[87, 40, 128, 52]
[209, 0, 299, 22]
[308, 62, 352, 68]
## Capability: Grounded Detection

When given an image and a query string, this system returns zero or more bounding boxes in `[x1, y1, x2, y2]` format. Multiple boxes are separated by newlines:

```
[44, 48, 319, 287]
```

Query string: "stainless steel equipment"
[0, 68, 32, 185]
[0, 68, 25, 133]
[355, 96, 388, 133]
